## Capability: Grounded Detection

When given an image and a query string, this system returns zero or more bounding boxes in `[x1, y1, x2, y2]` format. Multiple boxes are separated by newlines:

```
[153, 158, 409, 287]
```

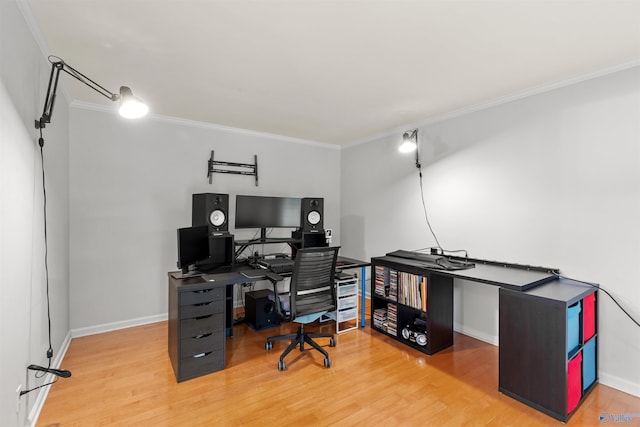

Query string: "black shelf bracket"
[207, 150, 258, 186]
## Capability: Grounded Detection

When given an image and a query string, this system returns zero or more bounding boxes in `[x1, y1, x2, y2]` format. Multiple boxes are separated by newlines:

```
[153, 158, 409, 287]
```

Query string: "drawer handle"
[193, 302, 213, 307]
[193, 333, 212, 340]
[194, 289, 213, 294]
[193, 351, 212, 358]
[194, 314, 213, 320]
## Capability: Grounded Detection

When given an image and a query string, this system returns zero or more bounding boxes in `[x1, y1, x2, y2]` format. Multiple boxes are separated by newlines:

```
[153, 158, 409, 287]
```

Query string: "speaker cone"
[209, 209, 226, 227]
[307, 210, 321, 225]
[416, 333, 427, 346]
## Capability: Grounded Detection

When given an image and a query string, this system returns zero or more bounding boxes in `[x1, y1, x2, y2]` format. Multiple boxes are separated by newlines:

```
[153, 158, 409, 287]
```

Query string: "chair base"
[266, 323, 336, 370]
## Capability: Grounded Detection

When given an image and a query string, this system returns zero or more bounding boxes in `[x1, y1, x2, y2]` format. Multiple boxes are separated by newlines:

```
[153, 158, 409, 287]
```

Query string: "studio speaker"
[245, 290, 280, 331]
[300, 197, 323, 232]
[192, 193, 229, 233]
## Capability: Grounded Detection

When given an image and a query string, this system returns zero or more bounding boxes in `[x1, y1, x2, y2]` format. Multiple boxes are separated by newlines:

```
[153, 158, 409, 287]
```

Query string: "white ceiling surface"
[26, 1, 640, 146]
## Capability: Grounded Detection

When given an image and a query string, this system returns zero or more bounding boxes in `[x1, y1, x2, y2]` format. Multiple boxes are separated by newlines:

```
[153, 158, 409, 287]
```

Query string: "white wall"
[0, 1, 70, 425]
[68, 108, 341, 333]
[341, 66, 640, 397]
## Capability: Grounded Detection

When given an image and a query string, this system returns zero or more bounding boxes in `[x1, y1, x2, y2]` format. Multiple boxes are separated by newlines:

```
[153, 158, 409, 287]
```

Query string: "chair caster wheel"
[278, 360, 286, 371]
[329, 338, 336, 347]
[266, 341, 273, 350]
[324, 357, 331, 368]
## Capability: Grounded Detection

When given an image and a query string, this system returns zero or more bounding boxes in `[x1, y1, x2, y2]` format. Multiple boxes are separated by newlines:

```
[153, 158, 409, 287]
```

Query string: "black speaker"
[300, 197, 323, 232]
[192, 193, 229, 233]
[245, 290, 280, 331]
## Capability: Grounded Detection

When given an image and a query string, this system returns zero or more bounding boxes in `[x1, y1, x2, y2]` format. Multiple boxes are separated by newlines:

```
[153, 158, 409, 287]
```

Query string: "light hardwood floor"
[37, 308, 639, 426]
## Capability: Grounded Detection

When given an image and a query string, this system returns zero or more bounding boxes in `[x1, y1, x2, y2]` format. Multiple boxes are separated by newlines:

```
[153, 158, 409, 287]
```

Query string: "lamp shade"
[118, 86, 148, 119]
[399, 131, 417, 153]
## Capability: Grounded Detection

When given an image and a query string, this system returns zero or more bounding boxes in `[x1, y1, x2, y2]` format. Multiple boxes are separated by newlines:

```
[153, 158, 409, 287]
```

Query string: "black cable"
[416, 162, 443, 250]
[414, 142, 468, 259]
[39, 130, 54, 365]
[19, 379, 58, 397]
[554, 273, 639, 328]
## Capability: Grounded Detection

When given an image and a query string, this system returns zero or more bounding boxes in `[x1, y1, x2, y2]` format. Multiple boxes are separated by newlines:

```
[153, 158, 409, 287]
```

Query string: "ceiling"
[25, 0, 640, 146]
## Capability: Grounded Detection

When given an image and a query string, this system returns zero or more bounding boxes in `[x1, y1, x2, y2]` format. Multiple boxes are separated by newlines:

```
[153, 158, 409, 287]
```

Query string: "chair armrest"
[263, 271, 284, 283]
[263, 271, 291, 321]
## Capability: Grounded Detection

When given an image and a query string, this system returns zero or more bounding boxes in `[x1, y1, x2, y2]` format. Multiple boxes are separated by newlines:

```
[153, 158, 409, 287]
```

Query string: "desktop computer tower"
[245, 290, 280, 331]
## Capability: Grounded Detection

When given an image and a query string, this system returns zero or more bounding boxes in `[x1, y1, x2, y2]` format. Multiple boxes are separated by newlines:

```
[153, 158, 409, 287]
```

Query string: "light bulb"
[117, 86, 148, 119]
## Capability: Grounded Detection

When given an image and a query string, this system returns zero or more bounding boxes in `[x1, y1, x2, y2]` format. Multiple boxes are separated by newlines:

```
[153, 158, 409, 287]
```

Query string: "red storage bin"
[567, 352, 582, 414]
[583, 292, 596, 342]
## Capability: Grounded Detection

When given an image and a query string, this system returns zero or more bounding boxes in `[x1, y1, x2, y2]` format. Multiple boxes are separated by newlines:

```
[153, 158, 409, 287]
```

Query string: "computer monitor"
[235, 195, 301, 241]
[176, 225, 210, 273]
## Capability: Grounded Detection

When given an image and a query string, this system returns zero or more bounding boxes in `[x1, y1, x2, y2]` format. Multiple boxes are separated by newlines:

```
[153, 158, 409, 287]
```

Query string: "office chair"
[265, 246, 340, 371]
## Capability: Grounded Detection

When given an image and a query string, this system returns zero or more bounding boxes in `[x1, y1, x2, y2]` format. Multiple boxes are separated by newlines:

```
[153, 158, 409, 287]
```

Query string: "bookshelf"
[371, 256, 453, 355]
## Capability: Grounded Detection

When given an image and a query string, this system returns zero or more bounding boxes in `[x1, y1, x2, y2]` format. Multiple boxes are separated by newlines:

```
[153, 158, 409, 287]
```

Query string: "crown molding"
[70, 100, 340, 150]
[343, 59, 640, 150]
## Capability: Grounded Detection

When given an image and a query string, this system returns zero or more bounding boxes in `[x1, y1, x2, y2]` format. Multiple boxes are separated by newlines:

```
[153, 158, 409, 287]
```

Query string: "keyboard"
[258, 258, 295, 274]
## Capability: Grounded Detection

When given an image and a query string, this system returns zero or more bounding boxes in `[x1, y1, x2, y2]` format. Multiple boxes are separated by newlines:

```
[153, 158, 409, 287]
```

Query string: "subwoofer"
[192, 193, 229, 233]
[245, 290, 280, 331]
[300, 197, 323, 232]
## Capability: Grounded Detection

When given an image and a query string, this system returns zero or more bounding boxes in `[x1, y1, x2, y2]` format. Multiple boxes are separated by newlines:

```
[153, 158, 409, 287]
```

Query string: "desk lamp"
[399, 129, 418, 153]
[35, 55, 148, 141]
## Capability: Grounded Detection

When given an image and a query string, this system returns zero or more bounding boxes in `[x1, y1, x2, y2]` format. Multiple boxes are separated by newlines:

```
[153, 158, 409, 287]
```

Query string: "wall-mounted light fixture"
[35, 55, 148, 132]
[399, 129, 418, 153]
[399, 128, 422, 172]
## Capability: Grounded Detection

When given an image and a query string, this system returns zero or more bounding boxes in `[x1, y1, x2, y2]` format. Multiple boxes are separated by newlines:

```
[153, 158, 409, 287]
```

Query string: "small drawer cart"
[168, 273, 226, 382]
[321, 273, 359, 334]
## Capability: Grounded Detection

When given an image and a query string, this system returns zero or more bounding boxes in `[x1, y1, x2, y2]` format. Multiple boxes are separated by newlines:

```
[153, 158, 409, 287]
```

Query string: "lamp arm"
[61, 62, 118, 101]
[35, 59, 118, 129]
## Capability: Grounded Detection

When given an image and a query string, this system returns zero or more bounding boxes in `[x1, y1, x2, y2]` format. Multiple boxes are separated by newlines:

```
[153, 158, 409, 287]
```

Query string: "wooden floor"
[38, 309, 639, 426]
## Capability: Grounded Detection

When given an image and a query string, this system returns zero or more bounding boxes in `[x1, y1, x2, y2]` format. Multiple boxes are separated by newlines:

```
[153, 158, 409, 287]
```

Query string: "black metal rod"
[254, 154, 258, 186]
[36, 58, 118, 129]
[210, 161, 255, 168]
[211, 169, 256, 176]
[61, 66, 116, 100]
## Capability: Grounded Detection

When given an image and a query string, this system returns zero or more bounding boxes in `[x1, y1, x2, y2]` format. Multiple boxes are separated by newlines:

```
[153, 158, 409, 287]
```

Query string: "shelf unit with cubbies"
[499, 278, 598, 422]
[371, 256, 454, 355]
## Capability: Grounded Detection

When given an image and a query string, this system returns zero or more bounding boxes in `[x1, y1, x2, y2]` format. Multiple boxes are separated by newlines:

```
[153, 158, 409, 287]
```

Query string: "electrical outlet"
[16, 384, 22, 413]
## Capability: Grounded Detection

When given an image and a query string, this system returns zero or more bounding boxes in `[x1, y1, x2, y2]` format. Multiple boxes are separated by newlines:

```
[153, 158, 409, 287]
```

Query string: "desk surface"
[336, 255, 370, 270]
[169, 266, 271, 287]
[375, 255, 556, 291]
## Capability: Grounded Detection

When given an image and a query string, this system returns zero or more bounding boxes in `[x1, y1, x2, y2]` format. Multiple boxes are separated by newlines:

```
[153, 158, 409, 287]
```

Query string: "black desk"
[168, 257, 370, 381]
[379, 255, 556, 291]
[370, 254, 598, 422]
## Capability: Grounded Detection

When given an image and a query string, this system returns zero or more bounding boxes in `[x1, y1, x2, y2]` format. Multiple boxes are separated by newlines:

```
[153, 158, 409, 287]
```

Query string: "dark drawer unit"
[499, 279, 598, 422]
[169, 274, 226, 382]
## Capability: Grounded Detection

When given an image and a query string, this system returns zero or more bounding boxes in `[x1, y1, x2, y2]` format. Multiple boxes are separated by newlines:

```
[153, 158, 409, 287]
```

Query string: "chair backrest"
[289, 246, 340, 320]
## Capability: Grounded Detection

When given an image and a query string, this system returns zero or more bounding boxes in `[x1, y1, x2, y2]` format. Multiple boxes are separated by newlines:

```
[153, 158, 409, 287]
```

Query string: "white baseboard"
[454, 322, 499, 346]
[71, 313, 168, 338]
[27, 330, 72, 427]
[599, 373, 640, 398]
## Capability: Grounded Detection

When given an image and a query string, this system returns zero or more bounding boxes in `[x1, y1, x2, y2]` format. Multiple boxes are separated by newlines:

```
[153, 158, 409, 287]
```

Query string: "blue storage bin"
[567, 303, 581, 355]
[583, 337, 597, 390]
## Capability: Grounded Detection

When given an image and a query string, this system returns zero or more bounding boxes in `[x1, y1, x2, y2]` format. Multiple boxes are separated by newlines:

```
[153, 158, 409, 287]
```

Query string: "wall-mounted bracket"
[207, 150, 258, 186]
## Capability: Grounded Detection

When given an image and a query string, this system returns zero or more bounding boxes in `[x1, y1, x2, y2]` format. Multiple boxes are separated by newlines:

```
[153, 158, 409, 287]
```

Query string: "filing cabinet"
[168, 273, 226, 382]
